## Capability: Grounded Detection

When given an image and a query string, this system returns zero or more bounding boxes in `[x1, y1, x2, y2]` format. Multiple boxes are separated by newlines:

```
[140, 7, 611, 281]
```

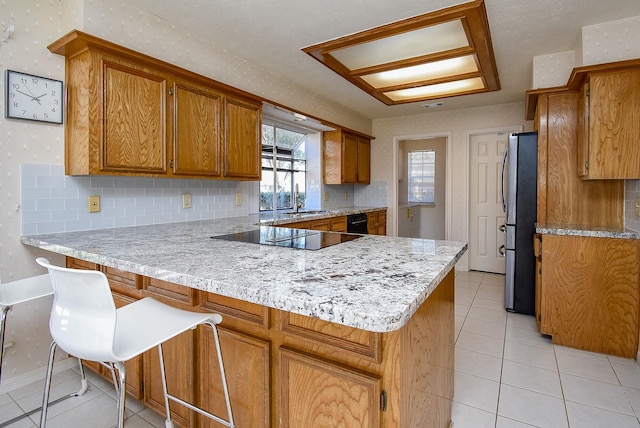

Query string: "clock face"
[5, 70, 63, 124]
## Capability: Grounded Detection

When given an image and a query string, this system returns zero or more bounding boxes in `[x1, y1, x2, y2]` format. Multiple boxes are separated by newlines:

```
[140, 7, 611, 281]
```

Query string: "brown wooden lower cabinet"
[66, 256, 454, 427]
[286, 209, 387, 236]
[537, 234, 640, 358]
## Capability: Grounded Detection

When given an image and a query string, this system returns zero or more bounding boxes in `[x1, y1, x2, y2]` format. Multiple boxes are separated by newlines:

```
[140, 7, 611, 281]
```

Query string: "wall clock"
[5, 70, 63, 124]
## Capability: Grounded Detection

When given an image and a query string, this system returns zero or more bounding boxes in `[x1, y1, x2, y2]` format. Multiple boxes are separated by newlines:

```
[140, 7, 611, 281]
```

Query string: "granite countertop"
[259, 206, 386, 226]
[21, 215, 466, 333]
[536, 223, 640, 240]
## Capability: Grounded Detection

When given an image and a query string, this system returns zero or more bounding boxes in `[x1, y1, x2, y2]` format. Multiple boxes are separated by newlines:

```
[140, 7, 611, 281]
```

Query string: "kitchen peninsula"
[22, 216, 466, 428]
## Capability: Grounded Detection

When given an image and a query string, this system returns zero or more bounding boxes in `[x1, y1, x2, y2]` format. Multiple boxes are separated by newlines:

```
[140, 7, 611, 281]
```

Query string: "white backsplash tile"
[20, 164, 250, 235]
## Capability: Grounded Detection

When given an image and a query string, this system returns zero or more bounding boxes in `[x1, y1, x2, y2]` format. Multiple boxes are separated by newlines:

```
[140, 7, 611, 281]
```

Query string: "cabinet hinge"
[585, 161, 589, 170]
[169, 87, 173, 96]
[380, 390, 387, 412]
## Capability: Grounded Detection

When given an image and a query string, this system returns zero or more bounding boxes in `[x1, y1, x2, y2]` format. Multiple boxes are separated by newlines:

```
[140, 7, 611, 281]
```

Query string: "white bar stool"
[0, 274, 88, 426]
[36, 258, 234, 428]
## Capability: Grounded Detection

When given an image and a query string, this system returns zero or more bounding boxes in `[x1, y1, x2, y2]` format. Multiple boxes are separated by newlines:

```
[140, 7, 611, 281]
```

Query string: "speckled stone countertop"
[259, 206, 386, 226]
[21, 215, 466, 333]
[536, 223, 640, 240]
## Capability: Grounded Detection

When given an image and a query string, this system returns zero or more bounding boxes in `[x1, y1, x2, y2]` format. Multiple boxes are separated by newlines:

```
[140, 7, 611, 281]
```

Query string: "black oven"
[346, 213, 368, 234]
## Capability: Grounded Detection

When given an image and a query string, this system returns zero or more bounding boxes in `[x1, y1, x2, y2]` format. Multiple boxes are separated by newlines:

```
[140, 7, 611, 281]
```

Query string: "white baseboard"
[0, 357, 78, 395]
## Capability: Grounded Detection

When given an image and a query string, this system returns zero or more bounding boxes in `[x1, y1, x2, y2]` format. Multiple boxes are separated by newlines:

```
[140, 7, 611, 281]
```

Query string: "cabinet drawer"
[280, 312, 380, 362]
[66, 257, 98, 271]
[143, 277, 197, 307]
[200, 291, 269, 329]
[103, 265, 142, 298]
[330, 216, 347, 232]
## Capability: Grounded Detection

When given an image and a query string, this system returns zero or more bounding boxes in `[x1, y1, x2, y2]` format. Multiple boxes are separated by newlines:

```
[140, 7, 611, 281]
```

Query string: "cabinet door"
[144, 330, 195, 427]
[586, 70, 640, 178]
[357, 138, 371, 184]
[541, 235, 640, 358]
[342, 133, 358, 183]
[172, 82, 222, 177]
[102, 58, 167, 174]
[224, 96, 261, 179]
[198, 327, 271, 428]
[279, 348, 380, 428]
[112, 293, 143, 400]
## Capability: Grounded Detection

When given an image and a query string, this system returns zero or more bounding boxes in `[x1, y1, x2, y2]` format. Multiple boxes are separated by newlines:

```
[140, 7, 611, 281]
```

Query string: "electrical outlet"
[182, 193, 192, 209]
[636, 199, 640, 217]
[344, 192, 348, 200]
[88, 195, 100, 213]
[324, 192, 329, 201]
[235, 193, 243, 206]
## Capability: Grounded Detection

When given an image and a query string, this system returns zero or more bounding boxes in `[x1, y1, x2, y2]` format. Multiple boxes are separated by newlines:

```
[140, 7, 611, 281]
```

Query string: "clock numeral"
[53, 99, 58, 105]
[32, 113, 38, 119]
[21, 109, 26, 116]
[32, 78, 38, 84]
[12, 83, 20, 89]
[13, 101, 18, 107]
[44, 113, 49, 119]
[9, 92, 15, 98]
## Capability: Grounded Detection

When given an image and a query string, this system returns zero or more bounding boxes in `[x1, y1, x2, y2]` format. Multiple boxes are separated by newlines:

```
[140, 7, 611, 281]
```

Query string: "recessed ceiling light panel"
[303, 0, 500, 106]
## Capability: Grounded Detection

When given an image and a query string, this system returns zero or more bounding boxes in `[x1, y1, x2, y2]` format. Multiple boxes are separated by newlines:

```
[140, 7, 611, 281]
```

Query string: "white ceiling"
[124, 0, 640, 120]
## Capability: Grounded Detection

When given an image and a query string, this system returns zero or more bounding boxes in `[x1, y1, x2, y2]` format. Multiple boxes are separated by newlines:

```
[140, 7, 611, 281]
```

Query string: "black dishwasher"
[347, 213, 368, 234]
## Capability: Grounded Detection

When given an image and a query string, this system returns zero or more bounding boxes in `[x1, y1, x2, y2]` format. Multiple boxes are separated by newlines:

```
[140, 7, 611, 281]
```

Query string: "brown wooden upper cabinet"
[323, 129, 371, 185]
[576, 66, 640, 179]
[48, 30, 261, 181]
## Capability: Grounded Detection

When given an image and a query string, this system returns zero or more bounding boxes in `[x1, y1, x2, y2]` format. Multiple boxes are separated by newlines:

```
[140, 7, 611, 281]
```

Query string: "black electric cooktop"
[211, 226, 360, 250]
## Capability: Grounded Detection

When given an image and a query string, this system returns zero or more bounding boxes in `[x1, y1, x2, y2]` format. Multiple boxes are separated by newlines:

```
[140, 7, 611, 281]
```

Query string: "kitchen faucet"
[294, 183, 302, 213]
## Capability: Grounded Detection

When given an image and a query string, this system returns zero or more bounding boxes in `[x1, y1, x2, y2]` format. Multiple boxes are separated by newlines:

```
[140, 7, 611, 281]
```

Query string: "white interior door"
[469, 132, 508, 273]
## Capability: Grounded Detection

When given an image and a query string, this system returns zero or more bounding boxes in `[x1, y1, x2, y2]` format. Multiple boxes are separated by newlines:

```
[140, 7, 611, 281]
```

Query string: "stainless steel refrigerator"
[500, 132, 537, 315]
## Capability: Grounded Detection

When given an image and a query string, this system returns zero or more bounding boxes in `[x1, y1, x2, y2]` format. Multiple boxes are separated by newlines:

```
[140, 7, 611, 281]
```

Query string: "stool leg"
[114, 361, 127, 428]
[157, 343, 175, 428]
[0, 306, 9, 385]
[40, 341, 57, 428]
[208, 322, 234, 428]
[74, 358, 89, 397]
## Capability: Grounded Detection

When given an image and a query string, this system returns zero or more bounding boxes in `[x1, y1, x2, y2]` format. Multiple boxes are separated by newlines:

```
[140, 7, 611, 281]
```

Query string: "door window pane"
[408, 150, 435, 203]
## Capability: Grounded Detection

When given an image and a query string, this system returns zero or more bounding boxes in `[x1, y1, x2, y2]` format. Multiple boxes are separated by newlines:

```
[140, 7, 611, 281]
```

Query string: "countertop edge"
[21, 224, 467, 333]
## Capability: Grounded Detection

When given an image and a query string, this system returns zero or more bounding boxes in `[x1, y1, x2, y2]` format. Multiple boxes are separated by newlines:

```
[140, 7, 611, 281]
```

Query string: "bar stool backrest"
[36, 258, 118, 362]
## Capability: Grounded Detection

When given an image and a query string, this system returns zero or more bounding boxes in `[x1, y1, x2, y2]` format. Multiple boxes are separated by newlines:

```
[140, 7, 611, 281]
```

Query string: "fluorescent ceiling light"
[384, 77, 486, 101]
[331, 20, 469, 70]
[302, 0, 500, 106]
[361, 55, 479, 88]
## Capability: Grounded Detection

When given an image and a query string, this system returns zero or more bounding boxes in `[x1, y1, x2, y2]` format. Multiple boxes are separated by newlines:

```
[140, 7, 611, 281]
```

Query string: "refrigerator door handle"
[500, 146, 508, 213]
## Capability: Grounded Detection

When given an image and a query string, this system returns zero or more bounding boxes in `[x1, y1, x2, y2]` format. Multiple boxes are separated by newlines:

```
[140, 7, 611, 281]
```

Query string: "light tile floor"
[453, 270, 640, 428]
[2, 270, 640, 427]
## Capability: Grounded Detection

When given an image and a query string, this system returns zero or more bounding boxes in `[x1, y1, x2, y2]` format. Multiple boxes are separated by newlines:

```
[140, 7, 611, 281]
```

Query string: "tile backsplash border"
[20, 164, 250, 235]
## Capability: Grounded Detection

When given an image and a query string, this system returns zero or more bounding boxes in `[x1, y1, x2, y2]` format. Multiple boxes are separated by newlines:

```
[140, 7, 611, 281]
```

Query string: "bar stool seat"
[36, 257, 234, 428]
[0, 274, 88, 426]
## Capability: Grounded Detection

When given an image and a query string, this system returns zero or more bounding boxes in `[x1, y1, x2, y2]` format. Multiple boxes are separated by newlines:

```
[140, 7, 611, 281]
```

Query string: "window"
[408, 150, 435, 203]
[260, 124, 306, 211]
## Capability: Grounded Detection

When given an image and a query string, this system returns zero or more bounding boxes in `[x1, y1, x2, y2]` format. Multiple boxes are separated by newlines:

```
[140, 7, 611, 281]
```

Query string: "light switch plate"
[635, 199, 640, 217]
[235, 193, 243, 206]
